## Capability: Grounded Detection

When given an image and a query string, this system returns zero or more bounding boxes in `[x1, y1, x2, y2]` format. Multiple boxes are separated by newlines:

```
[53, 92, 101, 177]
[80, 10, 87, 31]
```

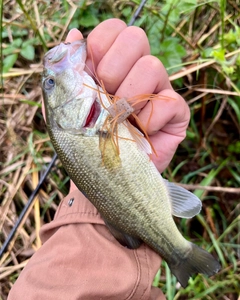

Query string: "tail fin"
[169, 243, 221, 288]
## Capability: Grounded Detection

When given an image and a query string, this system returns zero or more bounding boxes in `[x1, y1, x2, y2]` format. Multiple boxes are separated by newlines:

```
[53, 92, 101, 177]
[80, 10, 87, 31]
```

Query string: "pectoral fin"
[103, 218, 142, 249]
[125, 121, 152, 154]
[164, 180, 202, 218]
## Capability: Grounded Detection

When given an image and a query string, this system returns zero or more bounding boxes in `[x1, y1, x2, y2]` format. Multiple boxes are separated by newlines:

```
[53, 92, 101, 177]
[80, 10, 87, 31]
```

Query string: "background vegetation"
[0, 0, 239, 299]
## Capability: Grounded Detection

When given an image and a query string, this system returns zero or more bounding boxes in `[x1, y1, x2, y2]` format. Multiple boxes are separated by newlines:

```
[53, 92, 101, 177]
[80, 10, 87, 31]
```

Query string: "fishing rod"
[0, 0, 148, 258]
[128, 0, 148, 26]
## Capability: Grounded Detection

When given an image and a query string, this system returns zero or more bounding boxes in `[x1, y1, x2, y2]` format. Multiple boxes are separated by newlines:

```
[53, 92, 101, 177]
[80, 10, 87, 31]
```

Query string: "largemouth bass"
[42, 40, 221, 288]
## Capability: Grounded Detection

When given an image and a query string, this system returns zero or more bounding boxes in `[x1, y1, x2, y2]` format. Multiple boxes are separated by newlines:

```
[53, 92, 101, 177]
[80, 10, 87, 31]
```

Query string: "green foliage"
[132, 0, 198, 74]
[161, 0, 197, 20]
[228, 141, 240, 154]
[20, 39, 35, 60]
[223, 26, 240, 48]
[2, 31, 37, 72]
[69, 3, 100, 29]
[200, 22, 240, 84]
[3, 53, 18, 73]
[159, 38, 186, 73]
[227, 97, 240, 124]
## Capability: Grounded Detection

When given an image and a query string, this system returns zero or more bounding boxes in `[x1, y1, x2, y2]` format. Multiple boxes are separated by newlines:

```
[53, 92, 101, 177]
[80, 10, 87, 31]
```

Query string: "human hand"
[64, 18, 190, 192]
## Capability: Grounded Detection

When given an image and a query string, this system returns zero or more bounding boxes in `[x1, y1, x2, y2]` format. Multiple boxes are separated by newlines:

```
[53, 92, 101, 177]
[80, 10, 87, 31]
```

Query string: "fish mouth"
[84, 100, 102, 128]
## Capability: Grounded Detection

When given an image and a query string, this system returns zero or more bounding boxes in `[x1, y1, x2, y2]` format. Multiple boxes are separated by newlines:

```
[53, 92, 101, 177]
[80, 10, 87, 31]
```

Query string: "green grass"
[0, 0, 239, 299]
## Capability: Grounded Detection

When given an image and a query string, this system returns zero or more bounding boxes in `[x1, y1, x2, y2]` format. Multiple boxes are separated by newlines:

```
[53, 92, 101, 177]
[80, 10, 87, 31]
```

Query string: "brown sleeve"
[8, 190, 165, 300]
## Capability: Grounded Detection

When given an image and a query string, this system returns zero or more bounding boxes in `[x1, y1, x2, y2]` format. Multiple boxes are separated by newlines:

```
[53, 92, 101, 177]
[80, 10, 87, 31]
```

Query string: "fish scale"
[42, 41, 221, 288]
[49, 122, 181, 242]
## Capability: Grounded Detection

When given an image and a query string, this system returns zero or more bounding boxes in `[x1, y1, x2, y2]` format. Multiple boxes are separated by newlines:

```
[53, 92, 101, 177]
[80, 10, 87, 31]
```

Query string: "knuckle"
[97, 64, 117, 86]
[138, 55, 164, 74]
[125, 26, 148, 43]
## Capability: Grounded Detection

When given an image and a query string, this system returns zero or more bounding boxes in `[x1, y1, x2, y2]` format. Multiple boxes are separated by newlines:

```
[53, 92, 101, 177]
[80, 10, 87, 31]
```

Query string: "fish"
[41, 40, 221, 288]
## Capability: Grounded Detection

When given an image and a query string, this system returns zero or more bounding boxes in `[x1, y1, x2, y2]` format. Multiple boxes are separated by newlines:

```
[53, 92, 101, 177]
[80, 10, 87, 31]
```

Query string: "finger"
[65, 28, 83, 42]
[137, 89, 190, 136]
[150, 130, 186, 172]
[86, 18, 127, 72]
[136, 89, 190, 172]
[95, 26, 151, 94]
[115, 55, 172, 111]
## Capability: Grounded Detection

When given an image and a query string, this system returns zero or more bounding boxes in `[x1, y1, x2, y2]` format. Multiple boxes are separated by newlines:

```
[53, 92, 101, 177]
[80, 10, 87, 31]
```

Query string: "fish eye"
[44, 77, 55, 90]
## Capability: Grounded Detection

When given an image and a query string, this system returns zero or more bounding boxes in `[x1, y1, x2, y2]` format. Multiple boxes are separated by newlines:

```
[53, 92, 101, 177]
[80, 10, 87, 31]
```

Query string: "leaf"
[211, 48, 225, 62]
[122, 6, 132, 18]
[202, 47, 214, 58]
[79, 9, 99, 27]
[3, 46, 18, 56]
[186, 129, 196, 139]
[20, 100, 42, 107]
[3, 54, 18, 73]
[236, 54, 240, 66]
[12, 38, 22, 48]
[152, 269, 161, 287]
[157, 38, 186, 74]
[177, 0, 197, 13]
[149, 19, 164, 53]
[20, 44, 35, 60]
[228, 142, 240, 154]
[69, 19, 79, 29]
[161, 2, 181, 24]
[161, 0, 197, 24]
[223, 26, 240, 46]
[224, 29, 237, 44]
[222, 65, 235, 75]
[227, 97, 240, 124]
